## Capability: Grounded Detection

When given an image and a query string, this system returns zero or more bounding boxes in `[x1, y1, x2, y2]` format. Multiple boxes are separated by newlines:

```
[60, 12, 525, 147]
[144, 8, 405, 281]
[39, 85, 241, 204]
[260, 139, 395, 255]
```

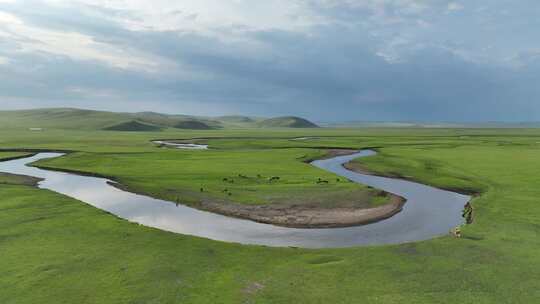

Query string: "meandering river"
[0, 150, 470, 248]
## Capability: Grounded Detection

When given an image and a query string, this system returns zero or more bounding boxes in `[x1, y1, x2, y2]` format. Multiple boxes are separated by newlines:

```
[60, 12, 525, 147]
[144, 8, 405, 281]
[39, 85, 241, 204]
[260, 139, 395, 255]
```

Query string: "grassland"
[33, 148, 388, 208]
[30, 145, 399, 227]
[1, 127, 540, 303]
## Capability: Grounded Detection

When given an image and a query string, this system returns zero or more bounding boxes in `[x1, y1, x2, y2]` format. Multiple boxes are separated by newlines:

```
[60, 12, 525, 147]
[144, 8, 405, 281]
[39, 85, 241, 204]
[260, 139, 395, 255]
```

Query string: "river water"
[0, 150, 469, 248]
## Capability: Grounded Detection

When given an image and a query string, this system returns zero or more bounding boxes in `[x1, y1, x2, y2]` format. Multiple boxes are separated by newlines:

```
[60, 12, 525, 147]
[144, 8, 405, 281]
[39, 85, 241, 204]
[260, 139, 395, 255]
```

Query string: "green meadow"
[1, 126, 540, 303]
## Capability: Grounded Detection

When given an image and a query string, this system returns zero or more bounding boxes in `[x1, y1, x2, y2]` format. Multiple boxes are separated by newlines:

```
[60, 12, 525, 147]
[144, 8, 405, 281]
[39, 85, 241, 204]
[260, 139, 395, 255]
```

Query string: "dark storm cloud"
[1, 0, 539, 121]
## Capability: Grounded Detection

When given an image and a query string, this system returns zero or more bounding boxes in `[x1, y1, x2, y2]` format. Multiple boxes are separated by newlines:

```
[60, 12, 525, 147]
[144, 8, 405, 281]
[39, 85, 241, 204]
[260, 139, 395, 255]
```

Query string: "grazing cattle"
[316, 177, 329, 184]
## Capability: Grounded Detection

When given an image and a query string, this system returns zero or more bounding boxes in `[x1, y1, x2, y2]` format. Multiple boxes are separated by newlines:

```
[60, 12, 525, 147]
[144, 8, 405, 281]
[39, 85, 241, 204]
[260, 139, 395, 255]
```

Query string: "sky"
[0, 0, 539, 122]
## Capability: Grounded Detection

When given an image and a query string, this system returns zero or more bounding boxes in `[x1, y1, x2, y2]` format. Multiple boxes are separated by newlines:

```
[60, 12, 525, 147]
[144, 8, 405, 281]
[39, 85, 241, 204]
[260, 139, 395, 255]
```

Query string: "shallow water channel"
[152, 140, 208, 149]
[0, 150, 470, 248]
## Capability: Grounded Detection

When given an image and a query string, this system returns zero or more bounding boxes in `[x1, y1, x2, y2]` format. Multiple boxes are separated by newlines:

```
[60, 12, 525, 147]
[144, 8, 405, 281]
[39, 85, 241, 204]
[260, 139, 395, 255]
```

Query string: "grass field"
[1, 127, 540, 303]
[32, 148, 388, 209]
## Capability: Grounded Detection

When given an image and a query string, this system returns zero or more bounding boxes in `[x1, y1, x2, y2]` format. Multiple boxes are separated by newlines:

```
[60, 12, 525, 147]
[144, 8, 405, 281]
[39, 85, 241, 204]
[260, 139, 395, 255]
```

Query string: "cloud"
[0, 0, 540, 121]
[447, 2, 464, 12]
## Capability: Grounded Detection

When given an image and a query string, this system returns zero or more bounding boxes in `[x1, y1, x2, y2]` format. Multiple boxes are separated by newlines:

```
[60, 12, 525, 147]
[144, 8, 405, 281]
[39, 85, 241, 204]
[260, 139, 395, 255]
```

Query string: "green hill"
[173, 120, 213, 130]
[217, 115, 255, 123]
[102, 120, 162, 132]
[0, 108, 218, 131]
[0, 108, 132, 130]
[0, 108, 318, 130]
[133, 112, 220, 129]
[214, 115, 262, 128]
[258, 116, 319, 128]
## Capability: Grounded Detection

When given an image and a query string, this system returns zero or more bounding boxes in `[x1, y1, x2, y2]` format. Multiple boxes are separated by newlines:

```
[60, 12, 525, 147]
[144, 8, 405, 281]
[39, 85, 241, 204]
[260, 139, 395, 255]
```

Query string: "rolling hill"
[102, 120, 163, 132]
[258, 116, 319, 128]
[216, 115, 257, 124]
[0, 108, 318, 131]
[172, 120, 213, 130]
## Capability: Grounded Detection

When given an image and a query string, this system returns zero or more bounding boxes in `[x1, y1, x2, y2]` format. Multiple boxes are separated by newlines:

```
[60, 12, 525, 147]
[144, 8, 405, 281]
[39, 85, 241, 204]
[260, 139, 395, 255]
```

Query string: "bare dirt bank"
[198, 195, 405, 228]
[0, 172, 43, 186]
[108, 180, 405, 228]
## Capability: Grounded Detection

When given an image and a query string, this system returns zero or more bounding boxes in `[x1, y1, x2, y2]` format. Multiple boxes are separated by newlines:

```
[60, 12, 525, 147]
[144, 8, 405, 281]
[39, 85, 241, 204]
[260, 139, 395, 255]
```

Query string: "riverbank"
[0, 172, 43, 186]
[196, 194, 405, 228]
[344, 154, 485, 196]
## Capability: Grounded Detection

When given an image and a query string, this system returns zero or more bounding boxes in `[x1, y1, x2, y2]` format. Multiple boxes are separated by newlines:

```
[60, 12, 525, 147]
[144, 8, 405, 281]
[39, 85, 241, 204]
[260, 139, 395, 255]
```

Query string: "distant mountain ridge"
[0, 108, 319, 131]
[321, 120, 540, 128]
[258, 116, 319, 128]
[103, 120, 163, 131]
